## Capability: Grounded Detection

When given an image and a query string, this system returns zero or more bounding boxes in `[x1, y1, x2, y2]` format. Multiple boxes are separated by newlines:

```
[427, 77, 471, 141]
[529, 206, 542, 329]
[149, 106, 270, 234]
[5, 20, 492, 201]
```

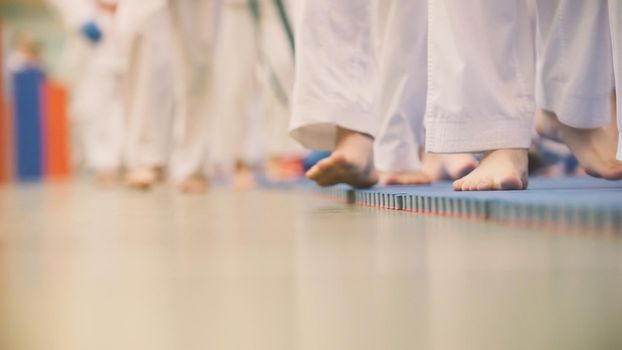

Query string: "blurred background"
[0, 0, 309, 192]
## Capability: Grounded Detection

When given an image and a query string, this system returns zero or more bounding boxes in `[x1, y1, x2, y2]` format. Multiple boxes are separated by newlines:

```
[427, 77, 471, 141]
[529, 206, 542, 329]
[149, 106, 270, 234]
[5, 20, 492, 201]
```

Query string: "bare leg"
[453, 149, 528, 191]
[306, 127, 378, 189]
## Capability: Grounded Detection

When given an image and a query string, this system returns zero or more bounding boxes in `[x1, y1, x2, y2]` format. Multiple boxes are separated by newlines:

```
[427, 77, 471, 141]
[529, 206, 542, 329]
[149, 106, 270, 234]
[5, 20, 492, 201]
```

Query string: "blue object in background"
[564, 155, 580, 175]
[80, 21, 103, 44]
[12, 68, 44, 181]
[303, 151, 331, 172]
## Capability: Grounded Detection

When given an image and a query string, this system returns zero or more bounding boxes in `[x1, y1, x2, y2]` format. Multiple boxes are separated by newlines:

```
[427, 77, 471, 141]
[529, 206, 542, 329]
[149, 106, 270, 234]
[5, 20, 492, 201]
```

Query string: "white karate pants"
[289, 0, 380, 151]
[208, 1, 261, 171]
[374, 0, 427, 172]
[291, 0, 535, 158]
[123, 6, 175, 171]
[71, 13, 125, 172]
[535, 0, 622, 160]
[425, 0, 535, 153]
[168, 0, 221, 182]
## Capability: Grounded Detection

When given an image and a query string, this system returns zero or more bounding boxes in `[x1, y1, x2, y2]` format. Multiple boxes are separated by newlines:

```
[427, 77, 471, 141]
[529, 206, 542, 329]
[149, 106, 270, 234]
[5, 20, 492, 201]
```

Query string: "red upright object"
[0, 101, 10, 184]
[0, 21, 10, 184]
[43, 81, 71, 179]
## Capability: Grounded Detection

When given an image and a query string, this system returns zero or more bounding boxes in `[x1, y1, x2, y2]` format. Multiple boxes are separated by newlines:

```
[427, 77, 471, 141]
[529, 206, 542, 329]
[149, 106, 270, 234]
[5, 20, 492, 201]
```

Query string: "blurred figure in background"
[47, 0, 301, 190]
[167, 0, 221, 193]
[5, 32, 42, 74]
[256, 0, 306, 183]
[208, 0, 263, 187]
[117, 1, 175, 190]
[208, 0, 304, 188]
[118, 0, 221, 193]
[49, 0, 125, 186]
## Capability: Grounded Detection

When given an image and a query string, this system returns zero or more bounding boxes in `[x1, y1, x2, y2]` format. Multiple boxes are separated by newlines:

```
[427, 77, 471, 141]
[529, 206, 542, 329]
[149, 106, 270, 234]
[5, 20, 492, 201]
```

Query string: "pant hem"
[536, 81, 612, 129]
[425, 117, 532, 153]
[289, 103, 376, 151]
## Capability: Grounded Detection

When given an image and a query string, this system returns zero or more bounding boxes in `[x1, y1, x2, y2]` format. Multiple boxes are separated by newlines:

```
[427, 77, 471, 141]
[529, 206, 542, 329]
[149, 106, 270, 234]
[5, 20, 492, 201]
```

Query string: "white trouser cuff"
[290, 103, 376, 151]
[426, 117, 532, 153]
[537, 81, 611, 129]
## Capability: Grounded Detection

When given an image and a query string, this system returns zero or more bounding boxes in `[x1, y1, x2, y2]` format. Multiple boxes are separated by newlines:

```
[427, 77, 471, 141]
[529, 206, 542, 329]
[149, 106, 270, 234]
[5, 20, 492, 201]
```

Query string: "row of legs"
[290, 0, 622, 190]
[76, 0, 300, 192]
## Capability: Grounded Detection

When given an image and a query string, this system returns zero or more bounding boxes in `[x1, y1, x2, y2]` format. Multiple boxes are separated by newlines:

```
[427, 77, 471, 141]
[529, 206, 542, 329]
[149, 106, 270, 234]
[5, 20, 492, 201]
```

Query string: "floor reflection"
[1, 183, 621, 349]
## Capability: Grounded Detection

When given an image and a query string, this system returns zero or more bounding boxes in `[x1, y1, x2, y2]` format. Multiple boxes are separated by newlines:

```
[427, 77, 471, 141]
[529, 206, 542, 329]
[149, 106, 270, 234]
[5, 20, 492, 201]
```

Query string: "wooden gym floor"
[0, 181, 621, 350]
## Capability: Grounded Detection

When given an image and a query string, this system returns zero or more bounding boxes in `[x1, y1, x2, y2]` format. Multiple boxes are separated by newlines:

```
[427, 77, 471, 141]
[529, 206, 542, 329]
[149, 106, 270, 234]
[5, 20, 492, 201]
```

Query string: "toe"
[601, 169, 622, 180]
[306, 157, 333, 180]
[305, 166, 320, 180]
[497, 175, 524, 190]
[599, 162, 622, 180]
[452, 178, 465, 191]
[465, 179, 479, 191]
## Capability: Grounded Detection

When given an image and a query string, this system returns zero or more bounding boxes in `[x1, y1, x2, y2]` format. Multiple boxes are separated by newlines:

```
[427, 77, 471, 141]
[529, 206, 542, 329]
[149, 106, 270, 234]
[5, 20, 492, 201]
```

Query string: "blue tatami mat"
[308, 177, 622, 235]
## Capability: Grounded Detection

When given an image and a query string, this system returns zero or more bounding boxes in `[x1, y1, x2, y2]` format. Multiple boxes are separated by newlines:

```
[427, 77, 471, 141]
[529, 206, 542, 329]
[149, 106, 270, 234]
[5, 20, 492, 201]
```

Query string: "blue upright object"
[13, 68, 44, 181]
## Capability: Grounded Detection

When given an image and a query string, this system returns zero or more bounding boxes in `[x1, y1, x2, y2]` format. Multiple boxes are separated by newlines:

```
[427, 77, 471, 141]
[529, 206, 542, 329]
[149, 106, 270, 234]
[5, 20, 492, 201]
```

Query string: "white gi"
[209, 0, 302, 173]
[120, 4, 175, 173]
[374, 0, 427, 172]
[118, 0, 222, 182]
[289, 0, 380, 151]
[425, 0, 535, 153]
[208, 0, 261, 171]
[535, 0, 622, 160]
[50, 0, 125, 173]
[168, 0, 222, 181]
[48, 0, 94, 30]
[291, 0, 535, 158]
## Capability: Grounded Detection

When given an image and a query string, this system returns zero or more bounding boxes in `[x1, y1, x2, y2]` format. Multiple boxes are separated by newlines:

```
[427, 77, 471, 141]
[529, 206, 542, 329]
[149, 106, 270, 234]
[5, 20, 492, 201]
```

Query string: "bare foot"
[179, 176, 209, 194]
[233, 165, 257, 190]
[96, 170, 118, 188]
[421, 153, 478, 181]
[306, 127, 378, 188]
[453, 149, 528, 191]
[125, 168, 158, 191]
[536, 109, 622, 179]
[378, 170, 431, 186]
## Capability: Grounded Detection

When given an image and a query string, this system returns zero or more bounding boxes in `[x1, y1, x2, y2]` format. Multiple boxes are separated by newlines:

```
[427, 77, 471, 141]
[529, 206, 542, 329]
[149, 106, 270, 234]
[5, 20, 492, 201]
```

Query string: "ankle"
[483, 149, 528, 164]
[336, 127, 373, 146]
